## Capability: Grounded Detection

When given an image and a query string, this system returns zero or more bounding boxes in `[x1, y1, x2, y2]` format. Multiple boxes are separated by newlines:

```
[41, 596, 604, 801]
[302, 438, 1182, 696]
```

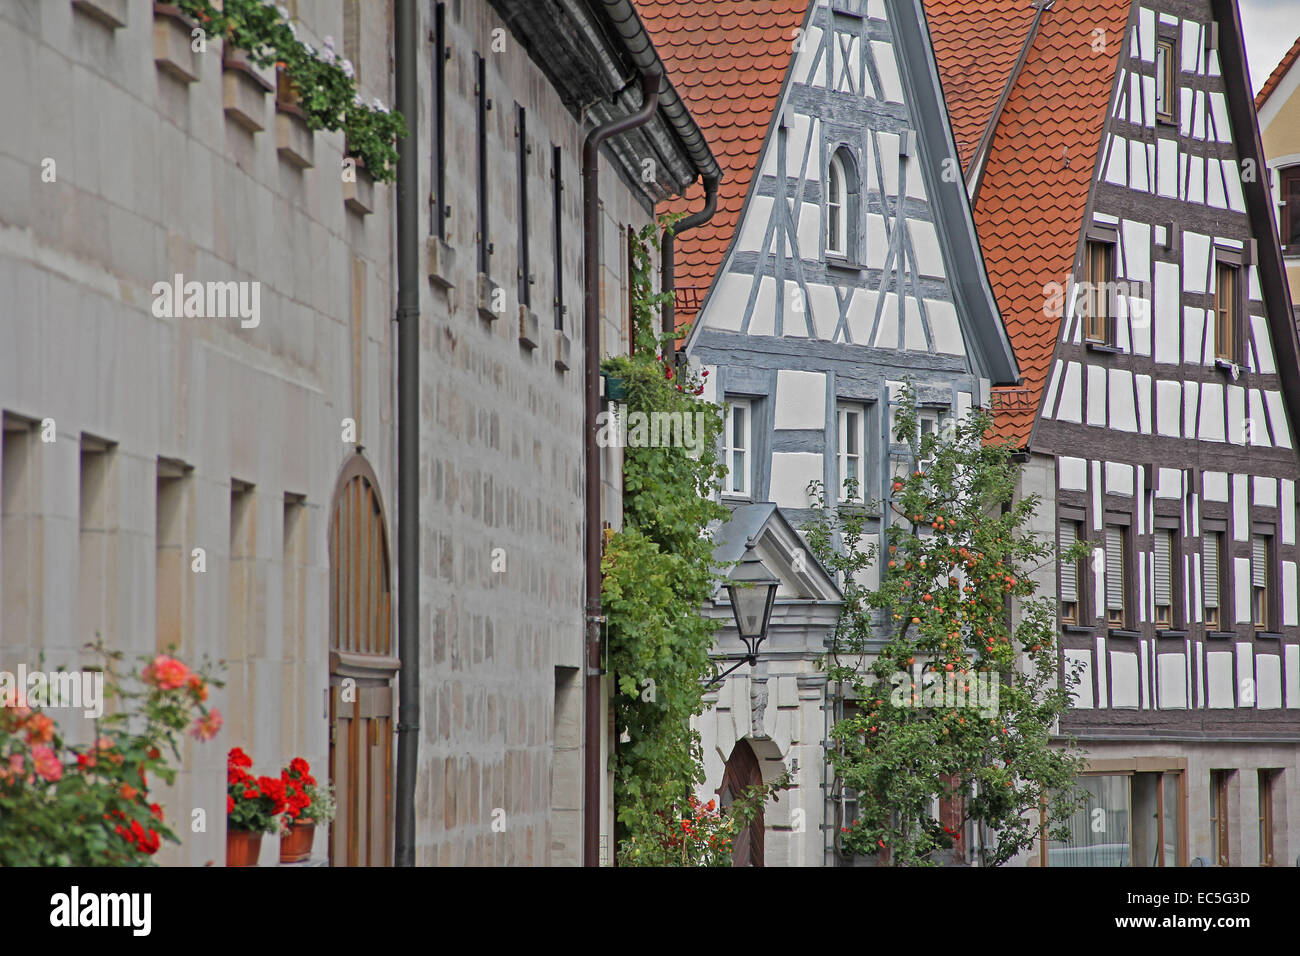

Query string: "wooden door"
[719, 740, 764, 867]
[327, 455, 397, 867]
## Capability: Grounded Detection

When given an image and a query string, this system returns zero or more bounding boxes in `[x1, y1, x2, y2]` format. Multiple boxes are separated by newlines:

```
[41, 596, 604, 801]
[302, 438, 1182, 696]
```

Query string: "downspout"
[582, 68, 662, 867]
[393, 0, 419, 868]
[661, 175, 719, 339]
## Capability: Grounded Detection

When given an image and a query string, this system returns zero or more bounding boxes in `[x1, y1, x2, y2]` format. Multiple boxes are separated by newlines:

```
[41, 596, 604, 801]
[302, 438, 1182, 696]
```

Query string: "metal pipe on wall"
[581, 68, 662, 867]
[660, 175, 719, 339]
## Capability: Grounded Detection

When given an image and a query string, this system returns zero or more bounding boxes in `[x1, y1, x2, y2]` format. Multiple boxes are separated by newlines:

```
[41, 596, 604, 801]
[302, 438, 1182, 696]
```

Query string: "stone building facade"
[0, 0, 397, 865]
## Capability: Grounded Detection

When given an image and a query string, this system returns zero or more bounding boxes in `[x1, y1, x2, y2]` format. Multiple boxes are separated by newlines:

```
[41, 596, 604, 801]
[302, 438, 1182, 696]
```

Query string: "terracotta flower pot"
[279, 822, 316, 864]
[226, 828, 263, 867]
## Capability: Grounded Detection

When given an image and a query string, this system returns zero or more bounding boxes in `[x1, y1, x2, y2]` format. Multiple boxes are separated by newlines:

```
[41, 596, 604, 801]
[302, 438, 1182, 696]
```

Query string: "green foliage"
[175, 0, 406, 180]
[803, 383, 1087, 866]
[0, 642, 222, 866]
[602, 218, 734, 861]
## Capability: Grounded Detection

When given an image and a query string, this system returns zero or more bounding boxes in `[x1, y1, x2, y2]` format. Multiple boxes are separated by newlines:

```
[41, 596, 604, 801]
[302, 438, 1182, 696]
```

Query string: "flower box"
[153, 3, 200, 84]
[554, 330, 572, 372]
[426, 237, 456, 292]
[342, 155, 375, 216]
[518, 305, 540, 351]
[221, 49, 274, 133]
[71, 0, 129, 29]
[274, 64, 315, 168]
[477, 273, 503, 322]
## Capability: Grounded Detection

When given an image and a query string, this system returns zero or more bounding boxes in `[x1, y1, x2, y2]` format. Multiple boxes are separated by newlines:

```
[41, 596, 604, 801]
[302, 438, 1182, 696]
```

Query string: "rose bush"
[0, 642, 222, 866]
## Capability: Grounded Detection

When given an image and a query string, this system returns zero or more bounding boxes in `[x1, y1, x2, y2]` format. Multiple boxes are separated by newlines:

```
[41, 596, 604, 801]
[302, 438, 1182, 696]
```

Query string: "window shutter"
[1153, 531, 1171, 606]
[1105, 528, 1124, 610]
[1203, 535, 1219, 607]
[1252, 538, 1267, 589]
[1059, 523, 1077, 602]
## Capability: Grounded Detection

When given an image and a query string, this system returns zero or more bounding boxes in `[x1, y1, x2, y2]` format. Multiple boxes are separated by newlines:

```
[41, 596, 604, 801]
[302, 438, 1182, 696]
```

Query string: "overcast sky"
[1240, 0, 1300, 94]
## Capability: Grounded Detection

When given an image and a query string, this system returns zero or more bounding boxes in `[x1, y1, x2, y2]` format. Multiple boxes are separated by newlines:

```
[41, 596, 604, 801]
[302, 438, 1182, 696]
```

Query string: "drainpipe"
[393, 0, 419, 869]
[661, 175, 719, 339]
[582, 68, 662, 867]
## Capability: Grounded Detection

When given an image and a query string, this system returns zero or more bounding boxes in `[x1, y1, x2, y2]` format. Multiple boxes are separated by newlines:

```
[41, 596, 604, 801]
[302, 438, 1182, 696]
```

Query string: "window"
[1047, 772, 1182, 866]
[552, 145, 564, 330]
[1084, 240, 1115, 343]
[430, 2, 447, 239]
[515, 105, 530, 307]
[1202, 531, 1223, 629]
[918, 411, 946, 468]
[1252, 535, 1272, 630]
[723, 400, 751, 497]
[826, 147, 858, 259]
[1214, 261, 1239, 363]
[1105, 525, 1128, 628]
[476, 54, 491, 273]
[1155, 38, 1176, 123]
[1259, 769, 1280, 866]
[837, 405, 865, 502]
[1210, 770, 1231, 866]
[1059, 520, 1083, 624]
[1279, 165, 1300, 252]
[1153, 528, 1174, 628]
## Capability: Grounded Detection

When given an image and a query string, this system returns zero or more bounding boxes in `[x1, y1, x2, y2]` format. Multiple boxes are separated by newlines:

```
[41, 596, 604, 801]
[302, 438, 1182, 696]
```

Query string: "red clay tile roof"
[638, 0, 809, 327]
[1256, 34, 1300, 110]
[926, 0, 1130, 445]
[923, 0, 1037, 171]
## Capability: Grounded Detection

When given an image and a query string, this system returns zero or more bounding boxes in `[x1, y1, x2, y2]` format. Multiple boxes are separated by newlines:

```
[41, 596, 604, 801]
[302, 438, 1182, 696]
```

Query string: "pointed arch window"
[826, 146, 859, 260]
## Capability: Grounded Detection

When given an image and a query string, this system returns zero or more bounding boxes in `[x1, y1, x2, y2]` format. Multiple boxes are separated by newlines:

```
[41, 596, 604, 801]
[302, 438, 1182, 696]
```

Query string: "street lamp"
[706, 539, 779, 687]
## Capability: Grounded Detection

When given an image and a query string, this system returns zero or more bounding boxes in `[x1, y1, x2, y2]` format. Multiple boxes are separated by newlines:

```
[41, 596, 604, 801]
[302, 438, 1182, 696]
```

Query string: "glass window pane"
[1048, 775, 1131, 866]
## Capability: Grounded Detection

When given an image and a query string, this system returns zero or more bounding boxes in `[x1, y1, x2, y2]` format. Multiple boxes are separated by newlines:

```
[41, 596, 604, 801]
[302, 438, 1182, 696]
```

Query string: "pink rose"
[142, 655, 192, 691]
[189, 708, 223, 742]
[31, 745, 62, 782]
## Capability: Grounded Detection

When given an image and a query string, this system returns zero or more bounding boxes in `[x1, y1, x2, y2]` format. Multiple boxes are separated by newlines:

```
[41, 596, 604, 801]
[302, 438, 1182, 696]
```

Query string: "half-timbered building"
[642, 0, 1020, 865]
[927, 0, 1300, 866]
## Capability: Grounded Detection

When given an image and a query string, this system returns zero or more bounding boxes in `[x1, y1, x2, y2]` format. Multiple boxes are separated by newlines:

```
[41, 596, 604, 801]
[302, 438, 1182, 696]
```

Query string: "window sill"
[1156, 629, 1187, 639]
[1061, 624, 1096, 635]
[426, 237, 456, 291]
[1255, 631, 1282, 640]
[1213, 358, 1242, 379]
[1085, 341, 1122, 355]
[825, 255, 866, 273]
[1205, 630, 1236, 640]
[477, 273, 503, 322]
[1107, 628, 1140, 639]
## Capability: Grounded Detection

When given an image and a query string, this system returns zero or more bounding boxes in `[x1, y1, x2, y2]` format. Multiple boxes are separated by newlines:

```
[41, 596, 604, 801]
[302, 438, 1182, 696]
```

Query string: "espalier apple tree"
[803, 384, 1089, 866]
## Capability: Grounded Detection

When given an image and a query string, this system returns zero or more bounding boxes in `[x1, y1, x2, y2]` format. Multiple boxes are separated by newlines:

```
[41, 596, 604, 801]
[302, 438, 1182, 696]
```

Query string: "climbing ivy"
[601, 219, 733, 861]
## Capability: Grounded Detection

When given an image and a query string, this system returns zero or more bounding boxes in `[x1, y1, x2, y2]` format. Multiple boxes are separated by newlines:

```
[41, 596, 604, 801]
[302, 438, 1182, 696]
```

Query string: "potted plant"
[226, 747, 286, 866]
[278, 757, 335, 863]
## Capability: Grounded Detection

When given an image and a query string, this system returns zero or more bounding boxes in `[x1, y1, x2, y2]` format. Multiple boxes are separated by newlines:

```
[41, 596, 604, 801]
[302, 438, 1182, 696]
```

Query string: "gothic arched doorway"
[327, 454, 396, 866]
[719, 739, 765, 867]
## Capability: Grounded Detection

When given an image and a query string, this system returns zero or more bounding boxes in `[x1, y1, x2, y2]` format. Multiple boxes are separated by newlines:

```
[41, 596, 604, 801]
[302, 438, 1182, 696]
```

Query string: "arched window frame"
[825, 145, 860, 261]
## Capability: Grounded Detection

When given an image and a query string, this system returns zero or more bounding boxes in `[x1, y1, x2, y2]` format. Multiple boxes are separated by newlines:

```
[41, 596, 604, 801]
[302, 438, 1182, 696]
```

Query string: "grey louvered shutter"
[1153, 531, 1172, 607]
[1059, 523, 1078, 602]
[1105, 528, 1124, 611]
[1252, 538, 1268, 589]
[1203, 535, 1219, 608]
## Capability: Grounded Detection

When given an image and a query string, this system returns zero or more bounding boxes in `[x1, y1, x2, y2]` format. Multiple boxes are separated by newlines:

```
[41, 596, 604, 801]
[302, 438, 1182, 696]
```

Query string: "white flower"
[323, 35, 336, 51]
[276, 4, 290, 20]
[371, 97, 388, 114]
[341, 58, 354, 79]
[287, 21, 297, 38]
[353, 92, 364, 107]
[320, 46, 336, 65]
[304, 43, 314, 57]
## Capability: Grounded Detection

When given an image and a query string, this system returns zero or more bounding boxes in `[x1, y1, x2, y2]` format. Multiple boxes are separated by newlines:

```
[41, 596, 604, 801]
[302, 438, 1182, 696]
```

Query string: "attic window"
[826, 147, 859, 260]
[1155, 38, 1177, 124]
[1280, 165, 1300, 253]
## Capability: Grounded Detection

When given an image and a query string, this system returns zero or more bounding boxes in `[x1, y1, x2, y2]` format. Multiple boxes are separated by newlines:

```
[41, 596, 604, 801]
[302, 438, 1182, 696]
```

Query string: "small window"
[724, 400, 751, 497]
[1059, 520, 1083, 624]
[1214, 262, 1239, 363]
[826, 147, 859, 259]
[516, 105, 531, 308]
[1210, 770, 1231, 867]
[476, 54, 491, 273]
[1259, 769, 1280, 866]
[1252, 535, 1272, 630]
[837, 404, 865, 502]
[552, 145, 564, 330]
[1155, 38, 1177, 124]
[1280, 165, 1300, 252]
[1105, 526, 1127, 628]
[917, 410, 947, 469]
[1153, 529, 1173, 628]
[1084, 240, 1115, 344]
[1202, 532, 1222, 629]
